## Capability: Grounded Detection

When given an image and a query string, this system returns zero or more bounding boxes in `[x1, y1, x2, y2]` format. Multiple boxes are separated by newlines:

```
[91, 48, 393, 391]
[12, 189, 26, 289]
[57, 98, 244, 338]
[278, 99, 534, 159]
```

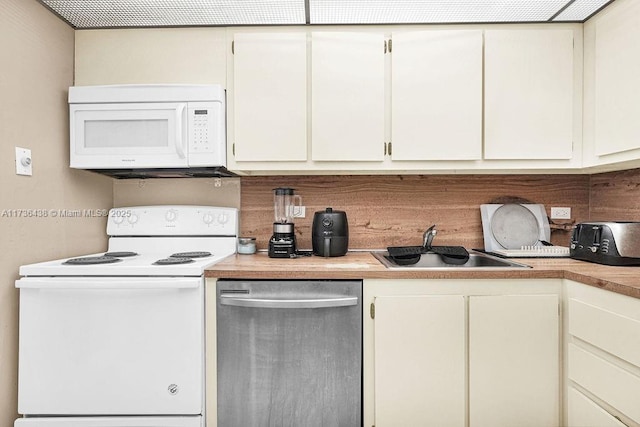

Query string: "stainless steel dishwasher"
[216, 279, 362, 427]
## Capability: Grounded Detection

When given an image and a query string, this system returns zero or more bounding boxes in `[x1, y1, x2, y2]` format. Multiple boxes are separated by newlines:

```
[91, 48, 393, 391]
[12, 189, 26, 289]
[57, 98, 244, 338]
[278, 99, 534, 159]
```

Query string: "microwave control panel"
[187, 100, 225, 166]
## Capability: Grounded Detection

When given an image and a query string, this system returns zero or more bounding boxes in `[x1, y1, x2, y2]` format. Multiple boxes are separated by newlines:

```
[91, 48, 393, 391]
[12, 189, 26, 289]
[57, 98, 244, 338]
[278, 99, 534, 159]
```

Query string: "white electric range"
[15, 205, 238, 427]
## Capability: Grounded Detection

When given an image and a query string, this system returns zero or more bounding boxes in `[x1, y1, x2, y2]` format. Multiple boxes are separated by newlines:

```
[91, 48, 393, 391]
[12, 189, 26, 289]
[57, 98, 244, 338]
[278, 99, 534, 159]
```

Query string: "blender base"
[268, 238, 297, 258]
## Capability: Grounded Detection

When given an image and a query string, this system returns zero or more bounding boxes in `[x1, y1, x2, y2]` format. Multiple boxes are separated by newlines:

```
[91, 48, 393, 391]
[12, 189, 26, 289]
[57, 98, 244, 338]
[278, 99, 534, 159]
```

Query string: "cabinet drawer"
[569, 344, 640, 423]
[569, 298, 640, 367]
[568, 387, 627, 427]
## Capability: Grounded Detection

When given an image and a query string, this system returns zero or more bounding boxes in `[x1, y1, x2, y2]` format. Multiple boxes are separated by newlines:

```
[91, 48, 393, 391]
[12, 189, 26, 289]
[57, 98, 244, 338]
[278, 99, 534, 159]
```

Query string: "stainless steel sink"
[372, 251, 531, 269]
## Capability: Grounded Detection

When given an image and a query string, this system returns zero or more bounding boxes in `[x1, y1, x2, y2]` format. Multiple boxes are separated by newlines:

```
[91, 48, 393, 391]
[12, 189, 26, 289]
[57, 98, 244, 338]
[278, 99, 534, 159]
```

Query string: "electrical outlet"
[550, 207, 571, 220]
[293, 206, 306, 218]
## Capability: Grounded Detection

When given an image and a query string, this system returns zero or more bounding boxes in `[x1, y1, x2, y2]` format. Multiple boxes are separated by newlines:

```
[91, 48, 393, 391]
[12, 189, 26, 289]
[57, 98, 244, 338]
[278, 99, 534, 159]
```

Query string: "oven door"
[16, 277, 204, 416]
[70, 102, 188, 169]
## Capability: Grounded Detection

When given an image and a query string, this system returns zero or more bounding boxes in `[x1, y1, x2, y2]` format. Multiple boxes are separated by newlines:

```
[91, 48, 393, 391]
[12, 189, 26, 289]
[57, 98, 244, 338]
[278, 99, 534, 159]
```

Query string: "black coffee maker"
[268, 188, 302, 258]
[312, 208, 349, 257]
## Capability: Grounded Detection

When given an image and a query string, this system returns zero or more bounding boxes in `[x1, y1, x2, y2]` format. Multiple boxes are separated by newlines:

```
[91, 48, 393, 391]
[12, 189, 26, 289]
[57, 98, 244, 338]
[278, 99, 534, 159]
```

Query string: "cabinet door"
[567, 387, 627, 427]
[391, 30, 482, 160]
[484, 30, 574, 160]
[311, 32, 385, 162]
[594, 1, 640, 157]
[373, 295, 465, 427]
[569, 344, 640, 424]
[232, 32, 307, 161]
[469, 295, 559, 427]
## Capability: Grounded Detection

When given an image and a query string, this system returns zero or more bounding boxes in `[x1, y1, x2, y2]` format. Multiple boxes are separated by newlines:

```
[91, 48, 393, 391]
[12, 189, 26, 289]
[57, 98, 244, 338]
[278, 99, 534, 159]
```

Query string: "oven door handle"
[15, 278, 201, 290]
[220, 295, 358, 309]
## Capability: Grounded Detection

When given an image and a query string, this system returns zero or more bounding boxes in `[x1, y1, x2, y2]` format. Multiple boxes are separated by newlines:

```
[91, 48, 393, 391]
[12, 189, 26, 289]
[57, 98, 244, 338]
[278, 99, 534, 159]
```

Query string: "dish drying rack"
[491, 245, 570, 258]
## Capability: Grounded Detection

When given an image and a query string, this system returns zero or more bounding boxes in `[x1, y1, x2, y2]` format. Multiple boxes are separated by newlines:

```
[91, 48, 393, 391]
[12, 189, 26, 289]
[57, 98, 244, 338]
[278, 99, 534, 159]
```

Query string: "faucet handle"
[423, 225, 437, 249]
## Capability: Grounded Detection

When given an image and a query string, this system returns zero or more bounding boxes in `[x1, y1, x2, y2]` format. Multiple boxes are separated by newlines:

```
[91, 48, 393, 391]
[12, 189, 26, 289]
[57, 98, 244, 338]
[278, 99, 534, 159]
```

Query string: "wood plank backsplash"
[240, 175, 590, 251]
[591, 168, 640, 221]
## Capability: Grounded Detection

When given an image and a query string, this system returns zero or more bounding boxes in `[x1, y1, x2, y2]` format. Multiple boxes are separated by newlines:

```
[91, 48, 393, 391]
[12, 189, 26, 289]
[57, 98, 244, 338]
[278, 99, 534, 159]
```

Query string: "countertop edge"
[205, 252, 640, 300]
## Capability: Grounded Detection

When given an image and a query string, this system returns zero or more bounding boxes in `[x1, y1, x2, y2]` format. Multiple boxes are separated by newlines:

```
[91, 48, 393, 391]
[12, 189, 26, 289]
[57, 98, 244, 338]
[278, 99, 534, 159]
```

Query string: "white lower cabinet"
[568, 387, 628, 427]
[469, 295, 560, 427]
[365, 279, 561, 427]
[565, 280, 640, 427]
[373, 295, 466, 426]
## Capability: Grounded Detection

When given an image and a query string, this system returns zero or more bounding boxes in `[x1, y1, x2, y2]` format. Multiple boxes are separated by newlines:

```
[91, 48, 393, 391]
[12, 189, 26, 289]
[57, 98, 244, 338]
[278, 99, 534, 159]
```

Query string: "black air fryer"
[312, 208, 349, 257]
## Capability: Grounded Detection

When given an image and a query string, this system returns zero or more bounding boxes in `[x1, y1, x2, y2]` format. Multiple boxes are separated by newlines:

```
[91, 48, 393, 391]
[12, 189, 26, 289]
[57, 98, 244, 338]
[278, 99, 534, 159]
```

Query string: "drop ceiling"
[39, 0, 615, 29]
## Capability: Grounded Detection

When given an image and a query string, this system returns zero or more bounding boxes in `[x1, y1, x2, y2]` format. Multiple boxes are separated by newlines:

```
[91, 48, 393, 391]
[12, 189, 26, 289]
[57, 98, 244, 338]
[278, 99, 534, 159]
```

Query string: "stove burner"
[153, 257, 195, 265]
[170, 251, 212, 258]
[64, 256, 121, 265]
[104, 251, 138, 258]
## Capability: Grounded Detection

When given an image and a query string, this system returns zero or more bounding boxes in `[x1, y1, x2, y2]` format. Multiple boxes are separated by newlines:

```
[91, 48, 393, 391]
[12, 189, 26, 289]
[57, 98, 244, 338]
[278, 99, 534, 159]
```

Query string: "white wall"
[74, 28, 228, 86]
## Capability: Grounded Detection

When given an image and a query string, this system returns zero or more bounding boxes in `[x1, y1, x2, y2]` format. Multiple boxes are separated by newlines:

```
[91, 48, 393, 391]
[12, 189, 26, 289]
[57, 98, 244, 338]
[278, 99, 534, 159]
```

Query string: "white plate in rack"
[480, 204, 551, 252]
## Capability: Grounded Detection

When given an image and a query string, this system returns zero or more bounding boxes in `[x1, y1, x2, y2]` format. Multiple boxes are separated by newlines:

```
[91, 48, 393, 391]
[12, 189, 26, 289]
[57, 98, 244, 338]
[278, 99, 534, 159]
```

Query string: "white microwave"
[69, 84, 230, 177]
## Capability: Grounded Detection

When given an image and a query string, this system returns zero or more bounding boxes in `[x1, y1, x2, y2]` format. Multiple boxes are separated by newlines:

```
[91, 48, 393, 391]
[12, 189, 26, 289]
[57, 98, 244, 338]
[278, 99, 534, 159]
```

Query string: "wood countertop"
[205, 251, 640, 299]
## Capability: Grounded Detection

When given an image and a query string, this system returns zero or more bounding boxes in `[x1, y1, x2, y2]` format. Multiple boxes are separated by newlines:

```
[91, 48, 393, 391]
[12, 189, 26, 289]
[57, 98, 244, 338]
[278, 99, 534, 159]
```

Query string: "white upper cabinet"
[594, 2, 640, 157]
[580, 0, 640, 170]
[484, 29, 574, 160]
[231, 32, 308, 162]
[225, 26, 582, 174]
[391, 30, 483, 161]
[310, 32, 386, 162]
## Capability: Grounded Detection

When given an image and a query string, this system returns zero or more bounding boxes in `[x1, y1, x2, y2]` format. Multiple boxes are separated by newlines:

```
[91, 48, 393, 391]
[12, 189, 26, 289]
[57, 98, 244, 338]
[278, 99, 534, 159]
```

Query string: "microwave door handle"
[175, 104, 187, 159]
[220, 295, 358, 309]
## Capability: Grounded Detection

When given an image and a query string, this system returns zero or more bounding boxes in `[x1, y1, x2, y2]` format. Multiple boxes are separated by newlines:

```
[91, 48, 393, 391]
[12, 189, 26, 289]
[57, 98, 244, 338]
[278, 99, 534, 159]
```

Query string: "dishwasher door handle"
[220, 295, 358, 309]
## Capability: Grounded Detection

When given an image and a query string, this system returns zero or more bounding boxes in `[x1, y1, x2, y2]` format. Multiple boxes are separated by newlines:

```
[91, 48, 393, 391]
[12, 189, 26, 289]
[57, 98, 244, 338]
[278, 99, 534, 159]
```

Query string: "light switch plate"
[15, 147, 32, 176]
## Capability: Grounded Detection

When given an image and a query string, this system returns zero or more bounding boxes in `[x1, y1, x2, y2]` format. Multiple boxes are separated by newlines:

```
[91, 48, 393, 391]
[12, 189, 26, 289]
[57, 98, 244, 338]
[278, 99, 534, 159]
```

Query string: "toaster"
[570, 222, 640, 266]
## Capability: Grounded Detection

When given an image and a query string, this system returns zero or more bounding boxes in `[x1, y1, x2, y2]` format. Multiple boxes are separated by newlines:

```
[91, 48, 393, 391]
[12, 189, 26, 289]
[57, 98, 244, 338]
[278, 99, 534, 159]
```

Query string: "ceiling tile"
[39, 0, 615, 27]
[552, 0, 612, 21]
[309, 0, 571, 24]
[41, 0, 306, 28]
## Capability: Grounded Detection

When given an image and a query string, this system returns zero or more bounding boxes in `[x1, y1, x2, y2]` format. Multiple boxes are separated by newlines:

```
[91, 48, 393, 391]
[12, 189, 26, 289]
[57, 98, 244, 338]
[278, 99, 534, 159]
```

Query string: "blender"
[268, 188, 302, 258]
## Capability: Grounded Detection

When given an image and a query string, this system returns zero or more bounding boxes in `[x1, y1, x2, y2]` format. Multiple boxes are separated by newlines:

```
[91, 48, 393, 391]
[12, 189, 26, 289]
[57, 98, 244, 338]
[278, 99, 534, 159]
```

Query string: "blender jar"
[273, 188, 302, 224]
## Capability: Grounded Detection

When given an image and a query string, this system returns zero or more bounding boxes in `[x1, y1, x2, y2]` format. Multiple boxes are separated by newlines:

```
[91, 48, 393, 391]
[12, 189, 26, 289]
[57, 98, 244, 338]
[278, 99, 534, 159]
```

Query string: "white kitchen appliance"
[216, 280, 362, 426]
[69, 84, 231, 178]
[15, 205, 238, 427]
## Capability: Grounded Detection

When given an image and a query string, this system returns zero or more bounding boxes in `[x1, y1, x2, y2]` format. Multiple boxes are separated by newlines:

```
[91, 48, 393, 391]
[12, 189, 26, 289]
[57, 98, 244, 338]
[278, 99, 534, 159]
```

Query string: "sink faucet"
[423, 225, 437, 250]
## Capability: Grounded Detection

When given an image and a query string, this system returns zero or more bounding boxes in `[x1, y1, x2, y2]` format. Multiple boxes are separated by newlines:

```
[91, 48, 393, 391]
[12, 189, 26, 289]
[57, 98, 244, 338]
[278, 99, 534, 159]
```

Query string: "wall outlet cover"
[550, 207, 571, 219]
[293, 206, 306, 218]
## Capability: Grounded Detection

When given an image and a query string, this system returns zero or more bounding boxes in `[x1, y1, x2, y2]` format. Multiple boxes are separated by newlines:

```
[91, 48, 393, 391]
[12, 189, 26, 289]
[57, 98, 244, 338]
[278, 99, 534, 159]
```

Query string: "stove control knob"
[128, 214, 139, 224]
[203, 213, 214, 225]
[218, 212, 228, 224]
[113, 215, 124, 225]
[165, 209, 178, 222]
